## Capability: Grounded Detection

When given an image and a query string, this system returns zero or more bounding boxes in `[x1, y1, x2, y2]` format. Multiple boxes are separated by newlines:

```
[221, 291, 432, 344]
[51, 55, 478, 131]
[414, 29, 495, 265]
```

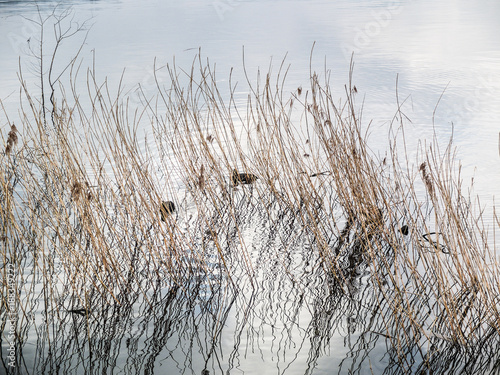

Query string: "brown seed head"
[71, 182, 83, 199]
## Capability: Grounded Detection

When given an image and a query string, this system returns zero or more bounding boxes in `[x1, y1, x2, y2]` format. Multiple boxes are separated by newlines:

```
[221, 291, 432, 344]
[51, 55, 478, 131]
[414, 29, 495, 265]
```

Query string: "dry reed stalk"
[1, 44, 499, 361]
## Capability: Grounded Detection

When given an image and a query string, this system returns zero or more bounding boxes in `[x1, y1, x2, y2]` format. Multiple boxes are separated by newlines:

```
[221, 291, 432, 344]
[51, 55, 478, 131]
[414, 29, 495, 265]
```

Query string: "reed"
[1, 30, 499, 371]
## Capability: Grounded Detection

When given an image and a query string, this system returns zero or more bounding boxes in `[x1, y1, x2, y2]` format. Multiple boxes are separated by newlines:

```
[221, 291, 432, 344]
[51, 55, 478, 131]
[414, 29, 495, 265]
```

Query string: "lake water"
[1, 0, 500, 374]
[2, 0, 500, 205]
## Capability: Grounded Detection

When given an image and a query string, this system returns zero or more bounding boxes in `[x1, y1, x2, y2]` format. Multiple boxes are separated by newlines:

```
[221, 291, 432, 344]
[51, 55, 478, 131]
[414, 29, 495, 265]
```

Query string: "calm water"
[1, 0, 500, 373]
[1, 0, 500, 201]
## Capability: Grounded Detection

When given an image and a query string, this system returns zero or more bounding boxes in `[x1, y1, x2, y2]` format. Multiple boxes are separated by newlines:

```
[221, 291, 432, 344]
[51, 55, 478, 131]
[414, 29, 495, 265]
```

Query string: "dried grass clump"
[298, 66, 500, 352]
[1, 42, 499, 371]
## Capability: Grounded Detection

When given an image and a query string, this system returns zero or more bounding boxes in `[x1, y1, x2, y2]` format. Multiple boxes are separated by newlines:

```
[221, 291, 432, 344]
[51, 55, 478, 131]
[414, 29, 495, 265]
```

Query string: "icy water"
[1, 0, 500, 374]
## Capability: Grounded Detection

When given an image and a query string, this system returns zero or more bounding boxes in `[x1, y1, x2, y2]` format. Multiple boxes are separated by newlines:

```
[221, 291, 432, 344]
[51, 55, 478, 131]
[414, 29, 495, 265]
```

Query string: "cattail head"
[5, 124, 18, 155]
[71, 182, 83, 200]
[198, 164, 205, 189]
[419, 162, 434, 195]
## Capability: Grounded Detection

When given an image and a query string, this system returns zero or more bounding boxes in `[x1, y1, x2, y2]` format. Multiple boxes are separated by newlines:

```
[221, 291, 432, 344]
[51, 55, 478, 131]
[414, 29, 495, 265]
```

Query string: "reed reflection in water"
[2, 179, 499, 374]
[1, 29, 500, 373]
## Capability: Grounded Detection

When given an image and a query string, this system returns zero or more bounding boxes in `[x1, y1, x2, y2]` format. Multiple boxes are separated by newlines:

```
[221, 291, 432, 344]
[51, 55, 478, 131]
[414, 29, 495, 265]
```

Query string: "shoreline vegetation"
[1, 13, 500, 374]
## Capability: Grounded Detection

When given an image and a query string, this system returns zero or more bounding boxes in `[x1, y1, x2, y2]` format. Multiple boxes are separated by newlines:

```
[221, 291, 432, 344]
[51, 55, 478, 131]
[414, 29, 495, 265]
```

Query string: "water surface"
[1, 1, 500, 374]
